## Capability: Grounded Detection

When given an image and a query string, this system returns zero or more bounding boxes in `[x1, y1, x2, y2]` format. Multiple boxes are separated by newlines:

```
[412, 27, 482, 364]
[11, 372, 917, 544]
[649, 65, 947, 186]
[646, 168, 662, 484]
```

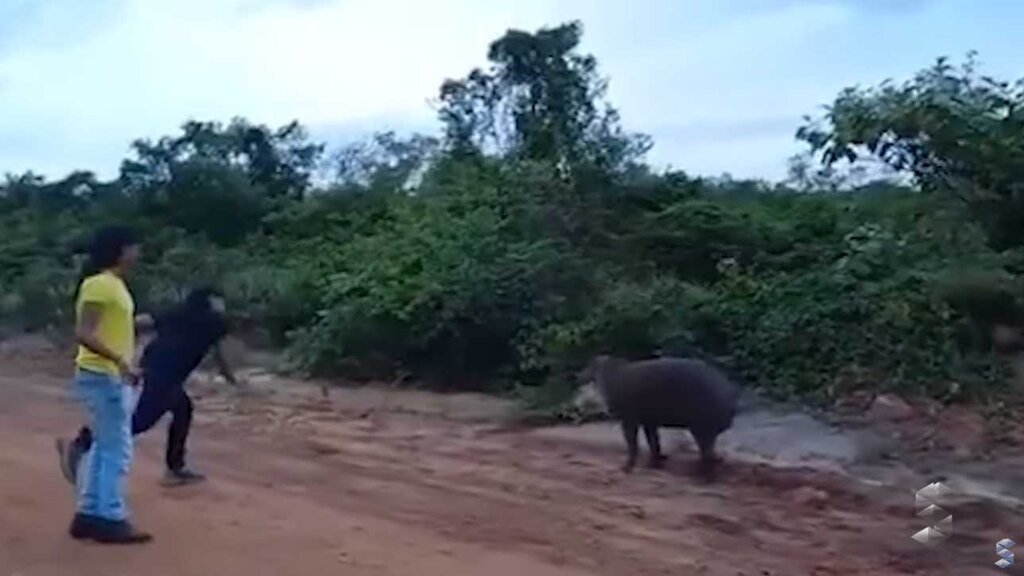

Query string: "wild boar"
[580, 355, 741, 475]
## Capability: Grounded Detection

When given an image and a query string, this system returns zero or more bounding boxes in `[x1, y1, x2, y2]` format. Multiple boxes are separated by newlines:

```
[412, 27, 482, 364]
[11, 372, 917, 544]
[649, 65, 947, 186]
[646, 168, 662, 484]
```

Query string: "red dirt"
[0, 342, 1016, 575]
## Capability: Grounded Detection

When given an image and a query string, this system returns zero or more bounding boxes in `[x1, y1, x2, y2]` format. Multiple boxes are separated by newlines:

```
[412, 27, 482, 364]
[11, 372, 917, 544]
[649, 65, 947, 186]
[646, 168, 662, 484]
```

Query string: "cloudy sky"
[1, 0, 1021, 182]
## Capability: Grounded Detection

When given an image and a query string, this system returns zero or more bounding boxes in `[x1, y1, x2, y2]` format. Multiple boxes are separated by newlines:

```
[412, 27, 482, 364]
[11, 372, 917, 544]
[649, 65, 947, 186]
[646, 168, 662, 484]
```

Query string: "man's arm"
[134, 313, 156, 333]
[212, 343, 239, 386]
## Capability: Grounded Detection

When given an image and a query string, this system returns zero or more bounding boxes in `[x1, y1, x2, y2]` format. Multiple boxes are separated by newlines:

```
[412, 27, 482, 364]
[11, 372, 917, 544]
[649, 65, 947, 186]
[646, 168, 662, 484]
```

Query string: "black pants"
[76, 372, 193, 472]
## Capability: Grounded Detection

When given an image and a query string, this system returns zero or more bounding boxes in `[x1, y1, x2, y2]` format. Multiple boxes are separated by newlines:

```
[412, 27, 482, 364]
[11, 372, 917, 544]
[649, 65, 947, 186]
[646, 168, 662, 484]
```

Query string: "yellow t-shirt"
[74, 271, 135, 376]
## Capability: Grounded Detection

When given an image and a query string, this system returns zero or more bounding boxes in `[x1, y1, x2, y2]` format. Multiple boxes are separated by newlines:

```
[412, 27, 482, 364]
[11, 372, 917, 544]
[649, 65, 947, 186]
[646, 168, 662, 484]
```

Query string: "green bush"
[528, 276, 712, 374]
[287, 187, 592, 387]
[694, 220, 1010, 403]
[2, 260, 77, 332]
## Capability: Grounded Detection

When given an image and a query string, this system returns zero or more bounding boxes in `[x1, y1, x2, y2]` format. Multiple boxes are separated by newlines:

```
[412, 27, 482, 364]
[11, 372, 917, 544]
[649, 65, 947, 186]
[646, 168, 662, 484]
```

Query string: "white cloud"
[0, 0, 1022, 181]
[0, 0, 563, 177]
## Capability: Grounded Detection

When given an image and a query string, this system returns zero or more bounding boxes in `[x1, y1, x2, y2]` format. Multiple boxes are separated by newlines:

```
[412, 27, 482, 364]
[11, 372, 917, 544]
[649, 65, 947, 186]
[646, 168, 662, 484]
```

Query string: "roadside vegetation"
[3, 24, 1023, 415]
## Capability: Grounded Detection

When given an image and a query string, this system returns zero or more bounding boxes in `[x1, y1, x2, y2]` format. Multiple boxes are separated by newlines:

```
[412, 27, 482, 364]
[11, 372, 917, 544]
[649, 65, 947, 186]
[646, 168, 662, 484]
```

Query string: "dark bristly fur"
[589, 355, 741, 477]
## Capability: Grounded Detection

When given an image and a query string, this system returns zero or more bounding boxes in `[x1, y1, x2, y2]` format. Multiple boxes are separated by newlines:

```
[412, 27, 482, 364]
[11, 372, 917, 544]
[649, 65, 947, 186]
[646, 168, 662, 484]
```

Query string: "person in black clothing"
[56, 287, 242, 487]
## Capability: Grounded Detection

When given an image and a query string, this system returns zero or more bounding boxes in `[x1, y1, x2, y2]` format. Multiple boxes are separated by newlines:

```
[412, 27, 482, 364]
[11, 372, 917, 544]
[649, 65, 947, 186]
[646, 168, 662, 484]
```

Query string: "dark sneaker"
[69, 514, 153, 544]
[69, 513, 95, 540]
[162, 468, 206, 487]
[93, 521, 154, 545]
[55, 438, 83, 486]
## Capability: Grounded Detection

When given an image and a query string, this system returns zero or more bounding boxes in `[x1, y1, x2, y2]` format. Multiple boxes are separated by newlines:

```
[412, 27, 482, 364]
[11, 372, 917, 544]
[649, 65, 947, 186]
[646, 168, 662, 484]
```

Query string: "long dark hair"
[72, 225, 139, 304]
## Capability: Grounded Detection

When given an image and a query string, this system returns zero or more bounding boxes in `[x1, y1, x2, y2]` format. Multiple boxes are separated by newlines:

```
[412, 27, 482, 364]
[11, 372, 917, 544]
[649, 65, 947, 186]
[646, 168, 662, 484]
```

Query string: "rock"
[867, 394, 913, 421]
[790, 486, 830, 509]
[917, 397, 943, 418]
[835, 390, 874, 411]
[571, 382, 608, 418]
[248, 372, 275, 386]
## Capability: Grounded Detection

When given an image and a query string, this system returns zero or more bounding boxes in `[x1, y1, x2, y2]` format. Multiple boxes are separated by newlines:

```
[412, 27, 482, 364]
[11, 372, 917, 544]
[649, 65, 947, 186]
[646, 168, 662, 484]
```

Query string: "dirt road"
[0, 342, 1019, 575]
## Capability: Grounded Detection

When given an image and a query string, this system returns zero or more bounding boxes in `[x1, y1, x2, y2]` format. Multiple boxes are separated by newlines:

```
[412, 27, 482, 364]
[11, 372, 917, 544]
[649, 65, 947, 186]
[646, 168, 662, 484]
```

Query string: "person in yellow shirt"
[58, 225, 152, 544]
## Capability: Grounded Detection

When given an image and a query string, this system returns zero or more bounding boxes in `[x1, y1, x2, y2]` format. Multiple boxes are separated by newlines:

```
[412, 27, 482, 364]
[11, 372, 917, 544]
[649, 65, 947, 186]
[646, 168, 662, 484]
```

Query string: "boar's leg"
[643, 425, 667, 469]
[692, 429, 722, 463]
[692, 430, 722, 480]
[620, 421, 639, 473]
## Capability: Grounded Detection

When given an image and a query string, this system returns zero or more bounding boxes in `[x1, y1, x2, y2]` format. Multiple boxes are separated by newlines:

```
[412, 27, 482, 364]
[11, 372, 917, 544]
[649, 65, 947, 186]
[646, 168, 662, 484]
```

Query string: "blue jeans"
[74, 370, 134, 521]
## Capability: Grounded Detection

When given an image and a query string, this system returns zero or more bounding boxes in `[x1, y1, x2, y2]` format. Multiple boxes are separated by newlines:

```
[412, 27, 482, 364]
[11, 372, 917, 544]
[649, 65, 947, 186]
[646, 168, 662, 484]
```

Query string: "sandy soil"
[0, 337, 1020, 576]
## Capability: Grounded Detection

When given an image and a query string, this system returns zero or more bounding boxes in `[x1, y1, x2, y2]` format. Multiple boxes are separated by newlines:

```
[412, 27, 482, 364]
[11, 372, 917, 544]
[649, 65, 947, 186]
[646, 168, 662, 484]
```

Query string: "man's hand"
[118, 359, 143, 387]
[133, 313, 156, 333]
[213, 343, 244, 389]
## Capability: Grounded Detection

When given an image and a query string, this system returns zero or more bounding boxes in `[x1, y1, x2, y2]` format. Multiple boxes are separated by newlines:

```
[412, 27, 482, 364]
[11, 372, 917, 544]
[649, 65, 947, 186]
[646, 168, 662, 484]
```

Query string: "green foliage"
[1, 25, 1019, 410]
[1, 259, 77, 332]
[799, 53, 1024, 249]
[526, 276, 714, 379]
[437, 21, 650, 177]
[288, 170, 592, 387]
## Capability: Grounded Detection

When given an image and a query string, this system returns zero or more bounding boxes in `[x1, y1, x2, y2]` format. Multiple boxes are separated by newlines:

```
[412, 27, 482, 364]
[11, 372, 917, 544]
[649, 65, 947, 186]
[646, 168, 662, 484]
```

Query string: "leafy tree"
[117, 119, 324, 245]
[121, 118, 323, 200]
[798, 53, 1024, 249]
[437, 21, 650, 178]
[332, 131, 439, 191]
[0, 172, 46, 209]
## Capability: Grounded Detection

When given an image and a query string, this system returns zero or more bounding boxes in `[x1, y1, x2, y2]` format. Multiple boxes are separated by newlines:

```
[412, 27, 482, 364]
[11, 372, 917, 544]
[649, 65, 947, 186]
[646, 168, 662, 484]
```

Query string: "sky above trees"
[1, 0, 1021, 181]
